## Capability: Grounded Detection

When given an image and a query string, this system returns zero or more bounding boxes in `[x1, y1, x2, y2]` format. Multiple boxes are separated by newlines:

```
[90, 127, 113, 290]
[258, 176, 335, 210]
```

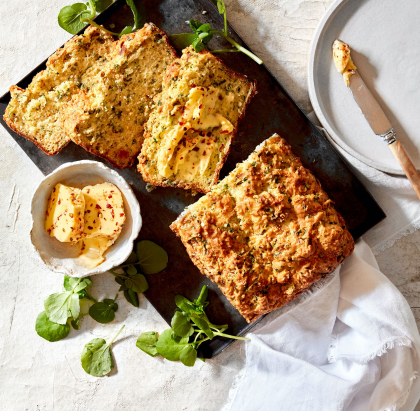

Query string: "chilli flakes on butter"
[45, 182, 125, 268]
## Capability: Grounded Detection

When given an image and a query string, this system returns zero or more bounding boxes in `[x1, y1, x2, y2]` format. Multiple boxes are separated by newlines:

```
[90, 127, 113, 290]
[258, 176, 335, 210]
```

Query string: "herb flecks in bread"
[67, 24, 177, 168]
[170, 134, 355, 323]
[138, 47, 256, 193]
[4, 24, 177, 167]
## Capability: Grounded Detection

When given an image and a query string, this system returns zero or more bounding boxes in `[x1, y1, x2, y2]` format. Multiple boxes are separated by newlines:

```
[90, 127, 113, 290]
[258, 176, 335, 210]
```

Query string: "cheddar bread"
[4, 24, 177, 167]
[138, 47, 256, 193]
[170, 134, 354, 322]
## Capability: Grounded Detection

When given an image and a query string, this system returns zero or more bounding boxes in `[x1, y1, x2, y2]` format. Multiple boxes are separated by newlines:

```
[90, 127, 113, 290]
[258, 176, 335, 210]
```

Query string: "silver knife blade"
[348, 72, 393, 135]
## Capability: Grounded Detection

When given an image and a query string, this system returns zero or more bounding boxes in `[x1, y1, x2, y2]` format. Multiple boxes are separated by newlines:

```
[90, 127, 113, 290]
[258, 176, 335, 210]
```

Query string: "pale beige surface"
[0, 0, 419, 410]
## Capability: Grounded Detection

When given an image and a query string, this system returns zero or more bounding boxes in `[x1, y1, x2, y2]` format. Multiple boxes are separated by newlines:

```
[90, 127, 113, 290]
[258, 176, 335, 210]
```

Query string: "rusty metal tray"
[0, 0, 385, 358]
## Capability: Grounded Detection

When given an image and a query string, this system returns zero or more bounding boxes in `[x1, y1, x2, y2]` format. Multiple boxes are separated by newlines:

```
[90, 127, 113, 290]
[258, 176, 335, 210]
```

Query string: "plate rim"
[307, 0, 405, 176]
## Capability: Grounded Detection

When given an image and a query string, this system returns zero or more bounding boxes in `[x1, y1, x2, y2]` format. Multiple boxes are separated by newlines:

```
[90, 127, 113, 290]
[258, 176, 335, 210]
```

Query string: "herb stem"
[215, 331, 249, 341]
[211, 48, 239, 54]
[215, 30, 263, 64]
[109, 324, 125, 346]
[82, 18, 120, 36]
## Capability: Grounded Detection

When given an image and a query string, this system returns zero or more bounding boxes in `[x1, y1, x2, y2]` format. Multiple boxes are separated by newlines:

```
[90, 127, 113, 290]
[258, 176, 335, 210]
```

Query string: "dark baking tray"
[0, 0, 385, 358]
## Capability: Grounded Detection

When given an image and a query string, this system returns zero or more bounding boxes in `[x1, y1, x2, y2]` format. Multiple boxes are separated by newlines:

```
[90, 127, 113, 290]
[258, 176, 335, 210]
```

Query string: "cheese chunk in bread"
[45, 184, 85, 243]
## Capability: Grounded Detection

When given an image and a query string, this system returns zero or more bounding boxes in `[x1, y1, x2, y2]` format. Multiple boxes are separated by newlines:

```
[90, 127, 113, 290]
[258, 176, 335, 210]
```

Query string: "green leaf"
[125, 0, 140, 30]
[155, 329, 189, 361]
[136, 240, 168, 275]
[69, 293, 81, 321]
[124, 289, 139, 307]
[174, 295, 197, 315]
[64, 275, 91, 293]
[94, 0, 113, 13]
[197, 23, 211, 33]
[125, 274, 148, 294]
[192, 37, 206, 52]
[125, 265, 137, 276]
[89, 300, 117, 323]
[190, 314, 214, 339]
[35, 312, 70, 342]
[189, 19, 202, 31]
[44, 292, 73, 325]
[58, 3, 91, 35]
[179, 345, 197, 367]
[216, 0, 226, 15]
[114, 276, 126, 286]
[169, 33, 199, 51]
[71, 318, 81, 330]
[171, 311, 194, 338]
[136, 331, 159, 356]
[195, 286, 208, 307]
[81, 338, 113, 377]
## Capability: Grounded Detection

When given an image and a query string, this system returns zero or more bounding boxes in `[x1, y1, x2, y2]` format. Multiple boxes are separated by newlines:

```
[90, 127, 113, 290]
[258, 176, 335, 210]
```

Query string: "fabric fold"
[227, 240, 420, 410]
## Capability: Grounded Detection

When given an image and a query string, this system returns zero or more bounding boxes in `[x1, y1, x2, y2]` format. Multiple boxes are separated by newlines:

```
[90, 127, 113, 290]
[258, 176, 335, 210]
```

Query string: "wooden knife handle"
[388, 140, 420, 199]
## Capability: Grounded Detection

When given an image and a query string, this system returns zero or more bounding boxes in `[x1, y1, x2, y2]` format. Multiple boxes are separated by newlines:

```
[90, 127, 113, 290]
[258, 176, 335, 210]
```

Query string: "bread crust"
[170, 134, 355, 322]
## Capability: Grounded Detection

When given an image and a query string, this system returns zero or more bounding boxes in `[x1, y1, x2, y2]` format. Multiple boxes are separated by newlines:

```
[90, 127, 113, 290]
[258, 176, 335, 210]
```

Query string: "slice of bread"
[4, 24, 177, 167]
[4, 27, 116, 155]
[138, 47, 256, 193]
[66, 24, 177, 168]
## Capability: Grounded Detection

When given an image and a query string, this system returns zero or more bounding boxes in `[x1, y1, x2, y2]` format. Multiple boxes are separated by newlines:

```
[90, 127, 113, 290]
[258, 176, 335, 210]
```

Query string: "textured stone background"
[0, 0, 419, 410]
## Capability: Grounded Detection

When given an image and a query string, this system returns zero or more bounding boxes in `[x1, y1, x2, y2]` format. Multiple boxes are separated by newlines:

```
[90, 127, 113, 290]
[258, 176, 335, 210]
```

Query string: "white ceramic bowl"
[31, 160, 142, 277]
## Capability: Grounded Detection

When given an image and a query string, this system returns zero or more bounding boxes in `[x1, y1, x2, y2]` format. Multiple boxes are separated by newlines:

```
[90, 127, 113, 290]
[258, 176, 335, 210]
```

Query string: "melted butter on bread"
[332, 40, 357, 86]
[156, 86, 234, 181]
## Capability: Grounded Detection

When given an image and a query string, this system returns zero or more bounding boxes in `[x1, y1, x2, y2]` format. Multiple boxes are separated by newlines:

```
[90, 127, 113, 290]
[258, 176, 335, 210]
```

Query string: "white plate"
[308, 0, 420, 175]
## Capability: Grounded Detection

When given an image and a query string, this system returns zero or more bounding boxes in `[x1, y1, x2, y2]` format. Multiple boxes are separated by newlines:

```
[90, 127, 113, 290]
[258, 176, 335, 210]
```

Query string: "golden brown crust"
[138, 47, 257, 193]
[170, 134, 354, 322]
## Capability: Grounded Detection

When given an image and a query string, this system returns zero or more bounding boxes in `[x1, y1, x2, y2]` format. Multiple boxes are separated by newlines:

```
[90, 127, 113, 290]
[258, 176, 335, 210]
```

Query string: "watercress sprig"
[169, 0, 262, 64]
[136, 285, 248, 367]
[81, 324, 125, 377]
[58, 0, 140, 37]
[35, 275, 93, 342]
[109, 240, 168, 307]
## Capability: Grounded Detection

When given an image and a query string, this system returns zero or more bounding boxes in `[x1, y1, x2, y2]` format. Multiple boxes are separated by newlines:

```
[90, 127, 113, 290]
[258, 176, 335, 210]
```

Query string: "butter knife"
[333, 40, 420, 199]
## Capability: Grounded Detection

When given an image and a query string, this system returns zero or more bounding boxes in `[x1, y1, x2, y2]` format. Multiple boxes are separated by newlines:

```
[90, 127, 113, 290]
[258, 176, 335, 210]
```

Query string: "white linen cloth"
[227, 240, 420, 410]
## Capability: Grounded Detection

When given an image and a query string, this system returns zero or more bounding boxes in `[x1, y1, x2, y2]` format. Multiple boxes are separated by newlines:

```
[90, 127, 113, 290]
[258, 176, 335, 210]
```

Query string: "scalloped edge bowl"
[30, 160, 142, 277]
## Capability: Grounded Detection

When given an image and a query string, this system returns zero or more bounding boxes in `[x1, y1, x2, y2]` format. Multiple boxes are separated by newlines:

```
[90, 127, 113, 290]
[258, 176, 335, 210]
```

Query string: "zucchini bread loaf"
[138, 47, 256, 193]
[4, 24, 177, 167]
[170, 134, 354, 322]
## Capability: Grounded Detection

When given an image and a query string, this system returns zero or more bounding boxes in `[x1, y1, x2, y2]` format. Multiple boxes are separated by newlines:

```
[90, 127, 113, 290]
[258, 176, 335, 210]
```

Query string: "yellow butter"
[81, 182, 125, 238]
[45, 183, 85, 243]
[78, 236, 116, 268]
[45, 181, 126, 268]
[156, 86, 234, 181]
[332, 40, 357, 86]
